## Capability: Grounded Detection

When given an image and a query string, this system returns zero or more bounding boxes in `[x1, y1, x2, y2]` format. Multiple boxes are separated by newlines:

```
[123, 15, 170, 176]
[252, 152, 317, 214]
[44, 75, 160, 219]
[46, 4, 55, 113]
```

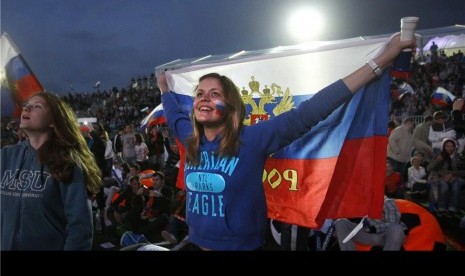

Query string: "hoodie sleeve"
[60, 166, 94, 250]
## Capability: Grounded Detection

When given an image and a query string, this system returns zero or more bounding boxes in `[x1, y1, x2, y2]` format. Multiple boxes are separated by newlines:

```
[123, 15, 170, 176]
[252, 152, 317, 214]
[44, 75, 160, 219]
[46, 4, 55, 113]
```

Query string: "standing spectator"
[103, 131, 115, 178]
[430, 41, 439, 61]
[412, 115, 433, 161]
[112, 127, 124, 164]
[163, 137, 180, 188]
[89, 123, 108, 177]
[146, 126, 165, 170]
[451, 99, 465, 153]
[0, 92, 102, 250]
[387, 118, 431, 174]
[85, 122, 107, 232]
[135, 133, 149, 170]
[122, 124, 137, 166]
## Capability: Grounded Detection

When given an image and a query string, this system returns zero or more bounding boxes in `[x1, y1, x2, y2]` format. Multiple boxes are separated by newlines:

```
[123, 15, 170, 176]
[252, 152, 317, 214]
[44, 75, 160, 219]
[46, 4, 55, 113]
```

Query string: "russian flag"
[431, 86, 455, 109]
[140, 104, 167, 130]
[140, 94, 193, 130]
[158, 36, 391, 227]
[1, 33, 44, 118]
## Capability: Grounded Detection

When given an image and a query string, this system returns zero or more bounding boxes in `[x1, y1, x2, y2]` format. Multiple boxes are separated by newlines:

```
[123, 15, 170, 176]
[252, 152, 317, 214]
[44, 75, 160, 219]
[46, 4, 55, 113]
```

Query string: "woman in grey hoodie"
[1, 92, 102, 250]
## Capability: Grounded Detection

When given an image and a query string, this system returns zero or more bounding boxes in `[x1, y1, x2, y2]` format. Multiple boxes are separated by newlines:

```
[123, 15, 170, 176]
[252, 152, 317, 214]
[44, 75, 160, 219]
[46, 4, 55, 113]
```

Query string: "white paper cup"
[400, 16, 419, 41]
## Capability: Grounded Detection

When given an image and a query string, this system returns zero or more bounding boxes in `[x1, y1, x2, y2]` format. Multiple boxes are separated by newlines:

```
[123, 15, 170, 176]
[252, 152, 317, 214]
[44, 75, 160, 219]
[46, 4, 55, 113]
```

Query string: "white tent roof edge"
[154, 25, 465, 74]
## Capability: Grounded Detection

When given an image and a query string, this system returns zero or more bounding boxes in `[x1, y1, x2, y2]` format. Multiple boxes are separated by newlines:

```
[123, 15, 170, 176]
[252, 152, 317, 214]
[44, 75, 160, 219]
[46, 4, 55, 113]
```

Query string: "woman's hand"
[374, 34, 416, 70]
[453, 98, 464, 111]
[157, 73, 170, 94]
[343, 33, 416, 94]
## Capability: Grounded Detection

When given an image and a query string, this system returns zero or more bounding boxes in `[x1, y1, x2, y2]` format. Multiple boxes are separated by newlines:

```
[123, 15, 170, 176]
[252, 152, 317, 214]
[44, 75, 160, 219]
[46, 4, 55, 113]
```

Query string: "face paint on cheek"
[213, 100, 226, 116]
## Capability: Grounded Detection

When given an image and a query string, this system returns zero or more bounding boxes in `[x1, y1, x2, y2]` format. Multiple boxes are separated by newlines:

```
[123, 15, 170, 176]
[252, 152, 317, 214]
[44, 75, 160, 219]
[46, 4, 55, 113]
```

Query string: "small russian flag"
[431, 86, 456, 108]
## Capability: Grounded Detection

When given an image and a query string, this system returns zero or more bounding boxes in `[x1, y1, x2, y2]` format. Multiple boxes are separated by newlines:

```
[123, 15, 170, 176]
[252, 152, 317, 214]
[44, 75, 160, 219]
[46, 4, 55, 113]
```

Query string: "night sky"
[2, 0, 464, 94]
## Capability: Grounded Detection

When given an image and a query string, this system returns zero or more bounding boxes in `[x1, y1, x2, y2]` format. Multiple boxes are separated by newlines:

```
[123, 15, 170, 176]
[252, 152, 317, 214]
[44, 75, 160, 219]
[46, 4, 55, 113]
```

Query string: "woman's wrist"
[367, 59, 383, 78]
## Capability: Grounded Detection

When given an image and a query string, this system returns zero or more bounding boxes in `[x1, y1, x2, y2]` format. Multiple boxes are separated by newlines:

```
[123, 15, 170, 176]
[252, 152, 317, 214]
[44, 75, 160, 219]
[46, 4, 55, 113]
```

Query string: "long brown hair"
[32, 92, 102, 196]
[186, 73, 246, 165]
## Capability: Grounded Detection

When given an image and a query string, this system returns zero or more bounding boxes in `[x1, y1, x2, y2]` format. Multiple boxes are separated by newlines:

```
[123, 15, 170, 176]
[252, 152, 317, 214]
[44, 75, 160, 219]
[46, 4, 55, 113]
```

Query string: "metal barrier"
[390, 115, 425, 126]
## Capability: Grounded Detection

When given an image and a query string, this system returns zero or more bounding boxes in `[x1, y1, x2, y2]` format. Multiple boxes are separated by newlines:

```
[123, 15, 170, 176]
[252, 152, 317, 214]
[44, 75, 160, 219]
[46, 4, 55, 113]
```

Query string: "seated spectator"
[107, 175, 145, 234]
[385, 160, 402, 198]
[427, 138, 465, 214]
[402, 150, 429, 184]
[334, 196, 407, 251]
[161, 189, 188, 244]
[429, 111, 456, 156]
[125, 163, 141, 185]
[406, 155, 428, 200]
[279, 222, 311, 251]
[139, 171, 173, 241]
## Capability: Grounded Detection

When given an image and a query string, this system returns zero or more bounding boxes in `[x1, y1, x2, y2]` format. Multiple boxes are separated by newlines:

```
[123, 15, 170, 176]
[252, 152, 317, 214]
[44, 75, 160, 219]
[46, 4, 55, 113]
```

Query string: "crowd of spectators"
[390, 49, 464, 121]
[1, 47, 464, 250]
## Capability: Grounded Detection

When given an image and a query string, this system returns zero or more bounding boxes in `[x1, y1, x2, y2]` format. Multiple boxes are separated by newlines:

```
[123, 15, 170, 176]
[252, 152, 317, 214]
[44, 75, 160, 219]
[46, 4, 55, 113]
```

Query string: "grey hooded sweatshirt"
[1, 140, 93, 250]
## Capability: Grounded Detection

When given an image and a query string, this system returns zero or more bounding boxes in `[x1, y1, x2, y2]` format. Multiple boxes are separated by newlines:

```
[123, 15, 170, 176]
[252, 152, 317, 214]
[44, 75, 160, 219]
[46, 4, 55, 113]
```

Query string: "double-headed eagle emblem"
[240, 76, 294, 125]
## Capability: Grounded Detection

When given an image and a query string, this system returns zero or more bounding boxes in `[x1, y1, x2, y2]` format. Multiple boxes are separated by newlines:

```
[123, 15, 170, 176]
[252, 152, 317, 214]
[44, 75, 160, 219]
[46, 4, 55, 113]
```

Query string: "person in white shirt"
[135, 133, 149, 170]
[407, 155, 427, 196]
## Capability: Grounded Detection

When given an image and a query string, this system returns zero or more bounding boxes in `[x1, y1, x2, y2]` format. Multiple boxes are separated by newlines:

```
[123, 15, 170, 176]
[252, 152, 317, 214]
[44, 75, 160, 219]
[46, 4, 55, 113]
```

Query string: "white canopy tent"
[155, 25, 465, 73]
[423, 34, 465, 55]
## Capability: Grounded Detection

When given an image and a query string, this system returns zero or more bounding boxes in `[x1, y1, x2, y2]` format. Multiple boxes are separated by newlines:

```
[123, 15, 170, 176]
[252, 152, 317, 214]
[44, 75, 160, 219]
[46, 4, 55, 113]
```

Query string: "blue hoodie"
[1, 140, 93, 250]
[162, 79, 352, 250]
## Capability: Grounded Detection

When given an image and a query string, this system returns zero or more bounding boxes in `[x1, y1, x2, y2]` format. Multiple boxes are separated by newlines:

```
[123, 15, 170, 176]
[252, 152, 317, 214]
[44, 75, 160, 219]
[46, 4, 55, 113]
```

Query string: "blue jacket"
[162, 79, 352, 250]
[1, 141, 93, 250]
